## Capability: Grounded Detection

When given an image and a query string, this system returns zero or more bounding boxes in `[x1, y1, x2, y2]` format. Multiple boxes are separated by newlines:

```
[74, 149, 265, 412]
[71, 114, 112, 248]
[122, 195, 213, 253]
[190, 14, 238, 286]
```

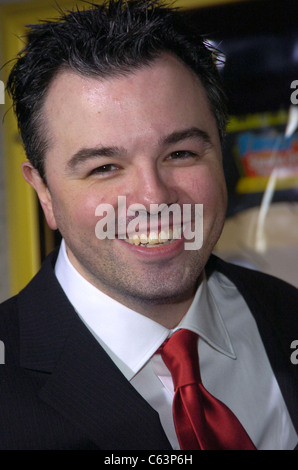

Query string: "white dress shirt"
[55, 239, 297, 450]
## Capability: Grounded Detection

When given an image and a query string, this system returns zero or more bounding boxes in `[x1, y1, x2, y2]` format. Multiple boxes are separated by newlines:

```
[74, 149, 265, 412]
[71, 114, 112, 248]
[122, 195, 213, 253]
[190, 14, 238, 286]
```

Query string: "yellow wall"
[0, 0, 78, 295]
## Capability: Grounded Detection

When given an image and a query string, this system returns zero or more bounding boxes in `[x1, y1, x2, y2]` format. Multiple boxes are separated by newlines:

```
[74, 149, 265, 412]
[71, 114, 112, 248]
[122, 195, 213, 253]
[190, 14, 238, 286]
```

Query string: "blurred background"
[0, 0, 298, 301]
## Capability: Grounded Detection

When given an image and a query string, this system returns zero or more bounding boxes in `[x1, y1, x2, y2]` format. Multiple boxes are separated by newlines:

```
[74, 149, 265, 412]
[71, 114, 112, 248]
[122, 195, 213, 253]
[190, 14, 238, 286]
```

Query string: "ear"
[21, 161, 58, 230]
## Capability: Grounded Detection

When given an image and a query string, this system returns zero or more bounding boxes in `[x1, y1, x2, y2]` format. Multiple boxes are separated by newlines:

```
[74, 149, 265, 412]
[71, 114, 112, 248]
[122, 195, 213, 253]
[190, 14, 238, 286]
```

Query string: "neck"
[92, 277, 199, 329]
[120, 292, 196, 329]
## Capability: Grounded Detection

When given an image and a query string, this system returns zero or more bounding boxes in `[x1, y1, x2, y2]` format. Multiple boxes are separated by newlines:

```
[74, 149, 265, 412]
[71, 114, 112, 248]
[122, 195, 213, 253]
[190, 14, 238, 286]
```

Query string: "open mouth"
[123, 227, 182, 247]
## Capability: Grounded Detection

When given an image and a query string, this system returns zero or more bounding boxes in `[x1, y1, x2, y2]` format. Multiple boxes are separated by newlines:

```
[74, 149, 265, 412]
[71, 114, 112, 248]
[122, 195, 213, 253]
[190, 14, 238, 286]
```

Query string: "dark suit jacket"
[0, 250, 297, 450]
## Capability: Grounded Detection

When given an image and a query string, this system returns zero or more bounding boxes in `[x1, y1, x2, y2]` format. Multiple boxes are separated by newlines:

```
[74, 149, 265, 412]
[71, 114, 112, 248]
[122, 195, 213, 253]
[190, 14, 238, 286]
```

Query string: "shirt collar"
[177, 275, 236, 360]
[55, 240, 235, 380]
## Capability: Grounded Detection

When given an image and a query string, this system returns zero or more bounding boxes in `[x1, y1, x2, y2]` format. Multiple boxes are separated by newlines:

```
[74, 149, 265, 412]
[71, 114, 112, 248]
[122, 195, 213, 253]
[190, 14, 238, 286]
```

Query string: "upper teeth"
[125, 228, 182, 245]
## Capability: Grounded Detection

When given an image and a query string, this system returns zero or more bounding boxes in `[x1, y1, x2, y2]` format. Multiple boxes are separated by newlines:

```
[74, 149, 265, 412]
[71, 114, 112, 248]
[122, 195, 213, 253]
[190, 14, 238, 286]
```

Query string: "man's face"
[25, 54, 227, 315]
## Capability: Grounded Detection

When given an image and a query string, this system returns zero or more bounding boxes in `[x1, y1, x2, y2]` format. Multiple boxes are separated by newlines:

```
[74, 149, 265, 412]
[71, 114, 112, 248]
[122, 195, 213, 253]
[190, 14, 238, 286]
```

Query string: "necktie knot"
[160, 329, 200, 389]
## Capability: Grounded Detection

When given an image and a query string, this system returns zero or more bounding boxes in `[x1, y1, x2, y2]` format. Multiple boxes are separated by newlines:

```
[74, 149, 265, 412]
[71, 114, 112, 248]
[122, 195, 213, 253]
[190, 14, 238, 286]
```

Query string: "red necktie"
[160, 329, 256, 450]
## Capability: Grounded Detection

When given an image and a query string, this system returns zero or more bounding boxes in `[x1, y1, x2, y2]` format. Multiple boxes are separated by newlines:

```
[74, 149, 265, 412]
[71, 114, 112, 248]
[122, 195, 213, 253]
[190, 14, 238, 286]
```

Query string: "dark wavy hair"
[7, 0, 228, 181]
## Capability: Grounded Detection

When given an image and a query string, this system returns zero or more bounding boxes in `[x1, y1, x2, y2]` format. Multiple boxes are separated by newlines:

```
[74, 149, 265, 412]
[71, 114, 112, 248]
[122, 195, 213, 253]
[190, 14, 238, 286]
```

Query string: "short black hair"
[7, 0, 228, 181]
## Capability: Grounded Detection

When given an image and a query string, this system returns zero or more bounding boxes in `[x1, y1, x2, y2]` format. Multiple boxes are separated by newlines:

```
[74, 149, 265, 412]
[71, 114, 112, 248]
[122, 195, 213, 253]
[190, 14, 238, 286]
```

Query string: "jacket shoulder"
[0, 249, 60, 365]
[0, 295, 20, 365]
[207, 254, 298, 337]
[208, 253, 298, 296]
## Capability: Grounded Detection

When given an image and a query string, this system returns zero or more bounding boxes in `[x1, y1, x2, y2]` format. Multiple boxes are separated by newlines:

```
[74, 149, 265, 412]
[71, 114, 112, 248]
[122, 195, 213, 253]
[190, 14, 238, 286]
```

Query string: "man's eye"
[90, 164, 119, 175]
[168, 151, 197, 160]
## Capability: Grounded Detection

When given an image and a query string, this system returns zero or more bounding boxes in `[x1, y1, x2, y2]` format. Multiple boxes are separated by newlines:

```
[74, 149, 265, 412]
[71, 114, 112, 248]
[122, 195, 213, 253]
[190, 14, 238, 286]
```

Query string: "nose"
[130, 164, 178, 211]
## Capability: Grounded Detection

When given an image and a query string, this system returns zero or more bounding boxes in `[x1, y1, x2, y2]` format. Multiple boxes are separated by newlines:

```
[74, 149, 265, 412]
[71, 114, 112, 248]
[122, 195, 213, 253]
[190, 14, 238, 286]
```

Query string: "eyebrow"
[67, 145, 127, 171]
[160, 127, 212, 147]
[66, 126, 212, 171]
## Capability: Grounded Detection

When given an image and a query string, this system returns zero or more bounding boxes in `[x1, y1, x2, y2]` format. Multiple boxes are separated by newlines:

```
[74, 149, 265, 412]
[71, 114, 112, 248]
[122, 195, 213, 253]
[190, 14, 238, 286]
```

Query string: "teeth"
[148, 232, 159, 244]
[139, 233, 148, 244]
[159, 230, 168, 243]
[132, 234, 140, 245]
[125, 228, 182, 246]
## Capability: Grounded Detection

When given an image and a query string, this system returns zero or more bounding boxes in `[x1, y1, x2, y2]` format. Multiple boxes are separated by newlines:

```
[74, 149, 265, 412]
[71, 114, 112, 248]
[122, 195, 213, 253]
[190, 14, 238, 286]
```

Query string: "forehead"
[43, 54, 218, 152]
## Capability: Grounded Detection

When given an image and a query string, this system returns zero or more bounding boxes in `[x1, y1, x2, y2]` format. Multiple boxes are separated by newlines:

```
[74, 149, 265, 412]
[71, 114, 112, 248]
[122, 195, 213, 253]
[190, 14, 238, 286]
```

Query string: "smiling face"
[23, 54, 227, 325]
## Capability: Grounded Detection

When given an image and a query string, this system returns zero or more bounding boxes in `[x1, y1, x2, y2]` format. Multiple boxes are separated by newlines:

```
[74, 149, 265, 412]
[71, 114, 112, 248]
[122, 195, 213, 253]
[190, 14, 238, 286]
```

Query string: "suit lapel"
[18, 251, 171, 450]
[38, 318, 171, 450]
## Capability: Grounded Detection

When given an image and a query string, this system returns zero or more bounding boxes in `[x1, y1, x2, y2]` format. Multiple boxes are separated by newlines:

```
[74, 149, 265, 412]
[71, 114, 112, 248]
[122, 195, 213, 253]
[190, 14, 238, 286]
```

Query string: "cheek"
[77, 194, 116, 235]
[183, 167, 227, 209]
[50, 187, 102, 233]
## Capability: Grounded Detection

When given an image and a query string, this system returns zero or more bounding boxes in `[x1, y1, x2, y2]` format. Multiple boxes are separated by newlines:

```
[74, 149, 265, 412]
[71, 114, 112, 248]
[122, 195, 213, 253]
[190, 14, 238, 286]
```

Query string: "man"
[1, 0, 297, 450]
